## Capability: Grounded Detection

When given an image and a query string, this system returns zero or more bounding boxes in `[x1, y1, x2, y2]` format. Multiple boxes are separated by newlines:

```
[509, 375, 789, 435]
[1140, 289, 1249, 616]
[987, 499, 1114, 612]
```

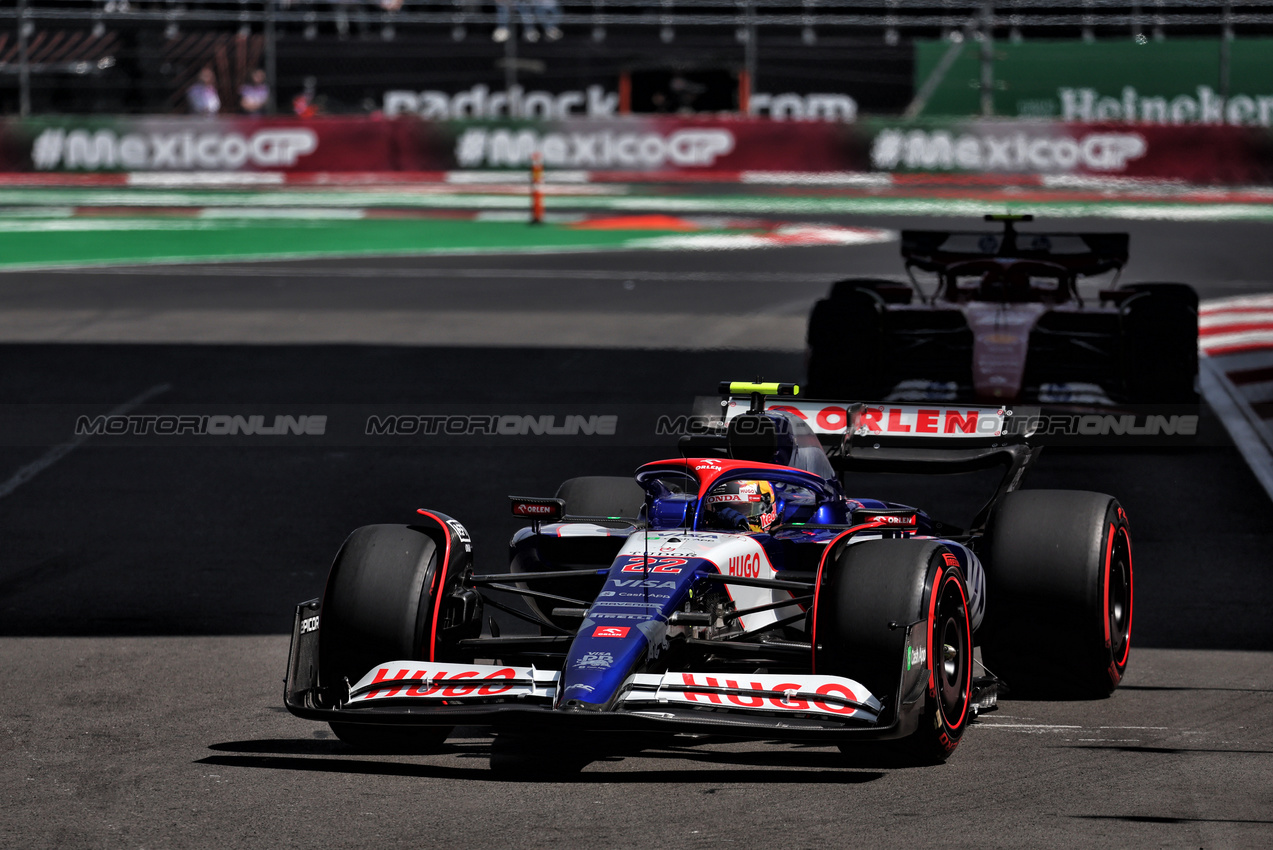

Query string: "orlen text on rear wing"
[724, 398, 1041, 531]
[727, 398, 1012, 442]
[901, 223, 1129, 277]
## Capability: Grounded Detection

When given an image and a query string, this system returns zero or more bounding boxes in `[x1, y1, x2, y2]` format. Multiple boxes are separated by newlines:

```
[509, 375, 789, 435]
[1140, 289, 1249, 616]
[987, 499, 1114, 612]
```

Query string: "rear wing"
[726, 399, 1006, 439]
[901, 216, 1128, 277]
[719, 395, 1042, 531]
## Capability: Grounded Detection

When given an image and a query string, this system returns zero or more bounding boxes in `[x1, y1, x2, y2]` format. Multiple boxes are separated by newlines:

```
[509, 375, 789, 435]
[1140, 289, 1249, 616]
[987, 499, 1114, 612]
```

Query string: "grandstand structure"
[1, 1, 1270, 116]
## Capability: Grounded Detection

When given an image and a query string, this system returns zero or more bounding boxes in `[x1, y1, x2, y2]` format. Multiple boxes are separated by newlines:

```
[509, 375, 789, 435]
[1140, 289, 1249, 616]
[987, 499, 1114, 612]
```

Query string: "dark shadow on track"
[1060, 744, 1273, 756]
[0, 342, 1270, 652]
[1119, 685, 1273, 694]
[196, 751, 885, 784]
[1074, 815, 1273, 825]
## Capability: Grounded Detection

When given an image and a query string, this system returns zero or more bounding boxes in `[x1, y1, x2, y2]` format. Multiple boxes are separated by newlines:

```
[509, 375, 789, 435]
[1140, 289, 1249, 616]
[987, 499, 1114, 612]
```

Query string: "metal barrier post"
[530, 152, 545, 225]
[979, 0, 995, 117]
[265, 0, 278, 115]
[18, 0, 31, 117]
[744, 0, 757, 112]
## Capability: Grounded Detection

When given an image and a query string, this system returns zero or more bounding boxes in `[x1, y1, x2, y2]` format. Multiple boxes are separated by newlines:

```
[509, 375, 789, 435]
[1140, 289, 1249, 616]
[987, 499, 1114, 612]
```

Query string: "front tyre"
[815, 539, 973, 764]
[318, 523, 467, 751]
[926, 568, 973, 758]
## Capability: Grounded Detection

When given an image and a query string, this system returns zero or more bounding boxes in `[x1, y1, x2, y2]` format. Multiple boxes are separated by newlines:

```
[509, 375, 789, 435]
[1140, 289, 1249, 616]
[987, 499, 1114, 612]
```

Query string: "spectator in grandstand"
[331, 0, 366, 38]
[240, 69, 270, 115]
[492, 0, 517, 42]
[187, 67, 221, 116]
[530, 0, 563, 41]
[493, 0, 562, 43]
[293, 76, 320, 118]
[669, 74, 705, 113]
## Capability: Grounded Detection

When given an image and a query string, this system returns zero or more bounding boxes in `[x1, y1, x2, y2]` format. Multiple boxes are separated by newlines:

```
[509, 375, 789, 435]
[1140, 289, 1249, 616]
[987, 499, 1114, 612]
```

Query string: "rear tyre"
[506, 476, 643, 632]
[318, 524, 456, 751]
[1119, 282, 1198, 313]
[979, 490, 1133, 699]
[806, 285, 887, 400]
[1120, 284, 1198, 403]
[815, 539, 973, 764]
[554, 476, 645, 520]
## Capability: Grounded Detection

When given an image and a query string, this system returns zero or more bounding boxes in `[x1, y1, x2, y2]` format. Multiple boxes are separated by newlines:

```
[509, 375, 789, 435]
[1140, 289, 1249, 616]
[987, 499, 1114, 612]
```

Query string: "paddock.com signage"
[3, 115, 1273, 183]
[916, 38, 1273, 126]
[383, 84, 857, 121]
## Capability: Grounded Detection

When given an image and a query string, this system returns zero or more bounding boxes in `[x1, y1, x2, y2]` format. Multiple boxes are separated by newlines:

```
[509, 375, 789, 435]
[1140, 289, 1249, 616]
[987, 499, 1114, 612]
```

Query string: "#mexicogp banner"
[0, 116, 855, 174]
[1, 115, 1272, 184]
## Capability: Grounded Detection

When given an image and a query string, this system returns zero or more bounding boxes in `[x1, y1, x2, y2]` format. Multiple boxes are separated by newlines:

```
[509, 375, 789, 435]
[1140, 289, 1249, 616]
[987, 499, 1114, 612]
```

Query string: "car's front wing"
[283, 601, 913, 742]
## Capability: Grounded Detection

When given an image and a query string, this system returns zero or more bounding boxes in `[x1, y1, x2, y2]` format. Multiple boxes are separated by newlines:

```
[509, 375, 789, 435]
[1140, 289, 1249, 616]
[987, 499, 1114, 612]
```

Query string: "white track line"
[0, 383, 170, 500]
[973, 723, 1082, 729]
[1199, 357, 1273, 506]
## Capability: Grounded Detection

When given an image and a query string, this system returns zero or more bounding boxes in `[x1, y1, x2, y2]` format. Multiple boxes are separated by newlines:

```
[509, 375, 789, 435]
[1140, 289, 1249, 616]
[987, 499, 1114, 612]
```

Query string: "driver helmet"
[704, 479, 780, 533]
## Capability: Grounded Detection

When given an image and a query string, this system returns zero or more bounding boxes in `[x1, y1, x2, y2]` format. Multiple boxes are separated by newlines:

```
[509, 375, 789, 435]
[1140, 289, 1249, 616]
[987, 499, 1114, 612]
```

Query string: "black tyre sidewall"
[805, 289, 886, 400]
[980, 490, 1133, 698]
[925, 563, 974, 757]
[1120, 290, 1198, 403]
[1119, 282, 1199, 313]
[554, 476, 646, 520]
[813, 539, 973, 761]
[505, 476, 644, 631]
[317, 524, 441, 693]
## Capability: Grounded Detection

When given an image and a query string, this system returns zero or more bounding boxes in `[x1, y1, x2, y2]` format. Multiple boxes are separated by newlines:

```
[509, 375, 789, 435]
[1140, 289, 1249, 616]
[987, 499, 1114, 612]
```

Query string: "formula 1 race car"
[805, 214, 1198, 405]
[284, 382, 1133, 771]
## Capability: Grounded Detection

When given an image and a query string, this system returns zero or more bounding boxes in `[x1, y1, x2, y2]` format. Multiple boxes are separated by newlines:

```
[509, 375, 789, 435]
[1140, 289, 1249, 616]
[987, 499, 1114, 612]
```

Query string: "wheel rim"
[1108, 527, 1132, 666]
[934, 576, 971, 727]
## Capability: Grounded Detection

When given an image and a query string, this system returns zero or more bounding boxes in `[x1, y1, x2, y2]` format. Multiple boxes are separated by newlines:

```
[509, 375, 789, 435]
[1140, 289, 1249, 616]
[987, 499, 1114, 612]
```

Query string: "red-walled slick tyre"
[814, 539, 973, 764]
[979, 490, 1133, 699]
[318, 523, 460, 752]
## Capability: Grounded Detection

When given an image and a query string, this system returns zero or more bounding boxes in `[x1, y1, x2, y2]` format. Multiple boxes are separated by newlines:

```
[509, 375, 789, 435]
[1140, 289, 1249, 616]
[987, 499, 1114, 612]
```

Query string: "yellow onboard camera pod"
[719, 381, 800, 415]
[717, 382, 800, 397]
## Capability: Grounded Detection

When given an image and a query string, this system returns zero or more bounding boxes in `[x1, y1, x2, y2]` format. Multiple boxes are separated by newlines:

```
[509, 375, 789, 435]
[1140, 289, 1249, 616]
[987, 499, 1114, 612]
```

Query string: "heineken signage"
[1060, 86, 1273, 126]
[916, 38, 1273, 126]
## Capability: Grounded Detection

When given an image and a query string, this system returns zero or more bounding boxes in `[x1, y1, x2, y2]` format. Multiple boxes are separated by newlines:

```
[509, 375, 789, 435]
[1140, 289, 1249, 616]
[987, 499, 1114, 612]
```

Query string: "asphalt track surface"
[2, 214, 1272, 848]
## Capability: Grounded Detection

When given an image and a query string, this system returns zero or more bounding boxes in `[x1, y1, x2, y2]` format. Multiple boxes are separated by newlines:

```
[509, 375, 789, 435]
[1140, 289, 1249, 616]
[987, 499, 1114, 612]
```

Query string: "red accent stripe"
[0, 173, 130, 186]
[1119, 526, 1133, 668]
[1201, 342, 1273, 357]
[1200, 322, 1273, 336]
[926, 567, 943, 694]
[1199, 305, 1273, 316]
[416, 509, 452, 663]
[808, 521, 888, 674]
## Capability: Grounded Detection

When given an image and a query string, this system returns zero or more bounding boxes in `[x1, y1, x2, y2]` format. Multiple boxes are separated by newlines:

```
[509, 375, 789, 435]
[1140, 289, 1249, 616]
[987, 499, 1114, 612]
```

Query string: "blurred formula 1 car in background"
[806, 214, 1198, 405]
[284, 382, 1133, 772]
